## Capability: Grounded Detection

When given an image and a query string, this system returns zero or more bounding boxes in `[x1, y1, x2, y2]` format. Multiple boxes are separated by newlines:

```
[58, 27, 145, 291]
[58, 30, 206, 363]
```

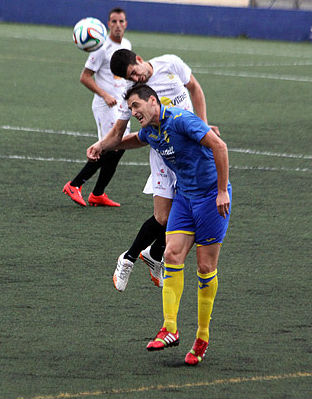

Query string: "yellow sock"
[162, 263, 184, 333]
[197, 269, 218, 342]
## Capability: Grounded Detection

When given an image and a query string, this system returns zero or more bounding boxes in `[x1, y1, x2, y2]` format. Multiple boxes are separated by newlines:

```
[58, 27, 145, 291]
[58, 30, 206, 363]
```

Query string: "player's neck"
[109, 34, 123, 44]
[146, 62, 154, 80]
[151, 107, 161, 127]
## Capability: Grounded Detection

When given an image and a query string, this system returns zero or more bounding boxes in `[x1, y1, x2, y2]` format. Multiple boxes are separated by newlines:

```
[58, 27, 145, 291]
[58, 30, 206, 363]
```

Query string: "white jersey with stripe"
[118, 54, 193, 120]
[85, 36, 132, 108]
[120, 54, 194, 198]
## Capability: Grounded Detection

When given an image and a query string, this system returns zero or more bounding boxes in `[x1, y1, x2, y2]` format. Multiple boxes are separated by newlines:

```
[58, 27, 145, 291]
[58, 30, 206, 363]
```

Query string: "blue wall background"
[1, 0, 312, 41]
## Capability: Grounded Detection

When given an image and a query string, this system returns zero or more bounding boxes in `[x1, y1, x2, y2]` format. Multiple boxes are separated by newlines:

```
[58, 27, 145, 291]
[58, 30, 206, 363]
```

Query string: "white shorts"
[92, 101, 130, 140]
[143, 148, 176, 199]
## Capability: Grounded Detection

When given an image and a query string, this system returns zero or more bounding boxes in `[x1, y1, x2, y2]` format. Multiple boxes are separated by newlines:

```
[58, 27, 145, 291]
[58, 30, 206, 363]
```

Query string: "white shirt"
[119, 54, 193, 120]
[85, 36, 132, 107]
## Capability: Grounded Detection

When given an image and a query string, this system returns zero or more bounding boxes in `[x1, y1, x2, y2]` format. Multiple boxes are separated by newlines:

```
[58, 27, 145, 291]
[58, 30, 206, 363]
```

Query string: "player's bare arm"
[185, 74, 220, 136]
[80, 67, 117, 107]
[185, 74, 207, 124]
[210, 125, 221, 137]
[87, 119, 129, 161]
[117, 132, 147, 150]
[200, 132, 230, 218]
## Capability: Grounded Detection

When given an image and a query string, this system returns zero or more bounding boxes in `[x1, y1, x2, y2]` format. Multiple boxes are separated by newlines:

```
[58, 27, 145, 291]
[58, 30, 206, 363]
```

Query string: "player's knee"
[164, 245, 179, 265]
[154, 212, 168, 227]
[197, 261, 217, 274]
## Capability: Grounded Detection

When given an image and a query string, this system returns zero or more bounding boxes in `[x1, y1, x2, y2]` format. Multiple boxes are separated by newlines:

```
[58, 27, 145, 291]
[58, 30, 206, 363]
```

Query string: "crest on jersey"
[160, 96, 173, 107]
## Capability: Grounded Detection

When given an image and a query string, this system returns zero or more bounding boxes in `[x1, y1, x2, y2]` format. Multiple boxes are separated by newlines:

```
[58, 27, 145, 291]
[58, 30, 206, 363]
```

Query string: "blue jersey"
[138, 105, 220, 198]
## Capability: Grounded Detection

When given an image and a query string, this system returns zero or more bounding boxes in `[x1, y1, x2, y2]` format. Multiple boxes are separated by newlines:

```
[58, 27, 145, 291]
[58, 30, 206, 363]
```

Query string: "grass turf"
[0, 22, 311, 399]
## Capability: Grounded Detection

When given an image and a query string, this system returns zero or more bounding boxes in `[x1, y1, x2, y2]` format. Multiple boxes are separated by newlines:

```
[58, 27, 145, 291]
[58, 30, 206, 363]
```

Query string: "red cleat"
[146, 327, 179, 351]
[63, 181, 86, 206]
[185, 338, 209, 366]
[88, 193, 120, 207]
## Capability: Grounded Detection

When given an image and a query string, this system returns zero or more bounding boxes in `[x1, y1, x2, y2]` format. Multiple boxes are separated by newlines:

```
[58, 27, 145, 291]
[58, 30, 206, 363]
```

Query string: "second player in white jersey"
[86, 36, 131, 107]
[63, 8, 133, 208]
[86, 36, 132, 140]
[118, 54, 196, 199]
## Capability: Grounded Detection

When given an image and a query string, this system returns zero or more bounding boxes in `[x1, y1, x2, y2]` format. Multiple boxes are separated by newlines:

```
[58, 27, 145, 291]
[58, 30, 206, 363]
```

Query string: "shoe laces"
[156, 327, 176, 340]
[73, 186, 82, 196]
[193, 339, 208, 356]
[117, 259, 133, 280]
[156, 327, 168, 340]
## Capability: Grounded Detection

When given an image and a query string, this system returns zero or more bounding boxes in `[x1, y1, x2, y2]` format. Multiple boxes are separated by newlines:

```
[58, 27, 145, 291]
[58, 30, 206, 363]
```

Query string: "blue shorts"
[166, 184, 232, 246]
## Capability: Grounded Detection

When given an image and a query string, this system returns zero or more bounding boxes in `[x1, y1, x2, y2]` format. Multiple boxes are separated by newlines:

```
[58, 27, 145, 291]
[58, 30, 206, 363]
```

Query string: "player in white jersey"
[63, 8, 131, 207]
[118, 53, 197, 200]
[87, 49, 219, 291]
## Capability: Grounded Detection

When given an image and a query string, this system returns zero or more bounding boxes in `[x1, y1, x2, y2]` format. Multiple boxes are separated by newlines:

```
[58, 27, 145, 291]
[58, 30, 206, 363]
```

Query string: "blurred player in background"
[87, 49, 219, 291]
[63, 8, 131, 207]
[92, 83, 231, 365]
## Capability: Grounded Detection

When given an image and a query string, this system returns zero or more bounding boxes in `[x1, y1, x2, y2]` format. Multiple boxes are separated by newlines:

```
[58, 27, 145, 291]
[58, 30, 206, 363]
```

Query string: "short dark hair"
[124, 83, 161, 106]
[108, 7, 126, 20]
[110, 49, 137, 78]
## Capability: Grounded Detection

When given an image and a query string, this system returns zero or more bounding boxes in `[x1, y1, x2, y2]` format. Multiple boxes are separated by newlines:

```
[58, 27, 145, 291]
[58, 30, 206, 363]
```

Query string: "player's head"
[108, 8, 127, 42]
[110, 49, 151, 83]
[125, 84, 161, 127]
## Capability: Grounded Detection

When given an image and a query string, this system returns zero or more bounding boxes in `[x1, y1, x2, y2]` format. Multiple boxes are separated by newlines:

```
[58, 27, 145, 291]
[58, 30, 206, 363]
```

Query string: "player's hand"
[216, 190, 230, 218]
[210, 125, 220, 137]
[87, 141, 102, 161]
[103, 93, 117, 107]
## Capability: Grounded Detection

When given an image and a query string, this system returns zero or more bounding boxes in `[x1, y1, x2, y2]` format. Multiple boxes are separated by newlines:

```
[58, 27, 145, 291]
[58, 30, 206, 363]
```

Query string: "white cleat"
[139, 246, 164, 288]
[113, 252, 134, 292]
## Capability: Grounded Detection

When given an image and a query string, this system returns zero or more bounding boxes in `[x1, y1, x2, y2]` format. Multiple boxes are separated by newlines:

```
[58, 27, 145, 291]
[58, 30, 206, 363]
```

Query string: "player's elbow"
[216, 139, 228, 154]
[80, 73, 86, 85]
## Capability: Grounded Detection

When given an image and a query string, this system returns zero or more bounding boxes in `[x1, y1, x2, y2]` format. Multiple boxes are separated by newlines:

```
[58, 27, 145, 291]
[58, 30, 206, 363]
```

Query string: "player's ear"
[136, 55, 144, 64]
[150, 95, 157, 105]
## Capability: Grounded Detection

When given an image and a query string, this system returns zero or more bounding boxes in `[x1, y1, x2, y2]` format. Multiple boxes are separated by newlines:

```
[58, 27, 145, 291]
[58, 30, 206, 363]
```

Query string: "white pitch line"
[0, 125, 96, 138]
[230, 164, 311, 173]
[2, 32, 312, 60]
[230, 147, 312, 160]
[0, 154, 149, 166]
[0, 154, 310, 173]
[2, 52, 312, 69]
[1, 125, 311, 161]
[192, 68, 312, 82]
[191, 60, 312, 68]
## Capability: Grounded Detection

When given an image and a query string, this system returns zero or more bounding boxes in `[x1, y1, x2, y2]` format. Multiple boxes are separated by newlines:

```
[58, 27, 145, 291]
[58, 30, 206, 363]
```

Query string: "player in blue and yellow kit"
[87, 83, 232, 366]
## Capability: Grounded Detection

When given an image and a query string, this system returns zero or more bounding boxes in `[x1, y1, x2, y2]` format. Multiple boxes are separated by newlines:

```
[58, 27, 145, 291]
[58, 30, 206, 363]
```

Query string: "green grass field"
[0, 22, 311, 399]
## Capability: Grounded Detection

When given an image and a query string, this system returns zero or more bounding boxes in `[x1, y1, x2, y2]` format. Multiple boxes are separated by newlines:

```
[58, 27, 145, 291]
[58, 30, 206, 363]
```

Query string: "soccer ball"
[73, 17, 107, 52]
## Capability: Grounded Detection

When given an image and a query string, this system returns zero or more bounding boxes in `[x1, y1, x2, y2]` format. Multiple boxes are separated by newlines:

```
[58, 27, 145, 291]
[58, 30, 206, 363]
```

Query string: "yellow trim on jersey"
[174, 113, 182, 119]
[160, 96, 173, 106]
[163, 130, 170, 143]
[161, 106, 167, 120]
[166, 230, 195, 236]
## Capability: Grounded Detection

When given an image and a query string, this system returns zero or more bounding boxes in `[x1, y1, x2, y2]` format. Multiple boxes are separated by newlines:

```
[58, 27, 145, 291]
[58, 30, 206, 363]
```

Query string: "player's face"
[108, 12, 127, 42]
[126, 61, 150, 83]
[127, 94, 159, 127]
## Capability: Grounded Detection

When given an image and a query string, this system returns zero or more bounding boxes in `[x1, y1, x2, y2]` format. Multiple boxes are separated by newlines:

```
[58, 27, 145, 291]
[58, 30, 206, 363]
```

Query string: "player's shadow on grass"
[163, 360, 189, 368]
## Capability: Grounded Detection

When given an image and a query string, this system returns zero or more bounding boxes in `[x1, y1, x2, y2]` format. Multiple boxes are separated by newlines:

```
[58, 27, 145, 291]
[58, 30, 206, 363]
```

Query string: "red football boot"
[62, 181, 86, 207]
[88, 193, 120, 207]
[146, 327, 179, 351]
[185, 337, 209, 366]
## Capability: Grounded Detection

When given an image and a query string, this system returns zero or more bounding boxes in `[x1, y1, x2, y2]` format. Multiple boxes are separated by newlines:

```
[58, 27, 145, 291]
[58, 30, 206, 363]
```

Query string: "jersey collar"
[159, 104, 168, 122]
